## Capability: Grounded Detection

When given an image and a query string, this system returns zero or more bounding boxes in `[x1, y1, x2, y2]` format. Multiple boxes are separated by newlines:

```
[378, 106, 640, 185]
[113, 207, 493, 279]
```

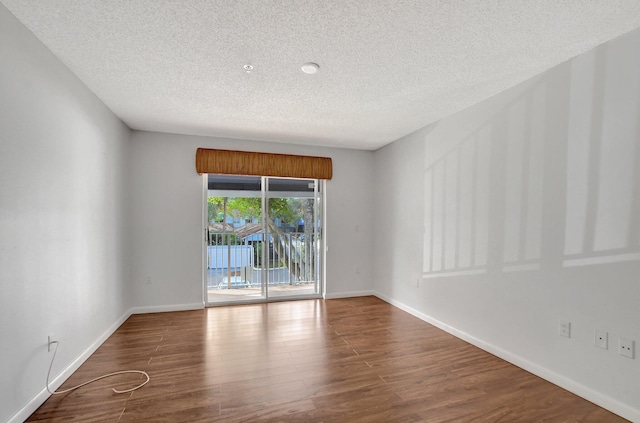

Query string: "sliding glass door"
[264, 178, 322, 299]
[205, 175, 323, 305]
[205, 175, 265, 303]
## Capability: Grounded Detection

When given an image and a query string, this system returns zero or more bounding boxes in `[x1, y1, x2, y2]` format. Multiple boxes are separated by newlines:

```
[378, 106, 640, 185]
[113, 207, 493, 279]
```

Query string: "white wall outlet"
[355, 265, 361, 274]
[415, 278, 420, 287]
[619, 337, 635, 359]
[48, 334, 56, 352]
[145, 276, 152, 285]
[594, 330, 608, 349]
[558, 320, 571, 338]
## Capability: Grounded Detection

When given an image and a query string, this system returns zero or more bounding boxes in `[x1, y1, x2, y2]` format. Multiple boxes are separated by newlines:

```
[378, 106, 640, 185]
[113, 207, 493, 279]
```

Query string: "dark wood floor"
[28, 296, 627, 422]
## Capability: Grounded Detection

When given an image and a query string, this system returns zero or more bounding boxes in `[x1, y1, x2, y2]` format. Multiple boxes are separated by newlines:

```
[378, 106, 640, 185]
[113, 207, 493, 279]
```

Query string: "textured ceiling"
[3, 1, 640, 150]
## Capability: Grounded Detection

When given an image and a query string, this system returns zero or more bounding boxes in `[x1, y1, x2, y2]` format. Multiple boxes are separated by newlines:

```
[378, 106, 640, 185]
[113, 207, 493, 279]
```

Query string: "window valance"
[195, 148, 332, 180]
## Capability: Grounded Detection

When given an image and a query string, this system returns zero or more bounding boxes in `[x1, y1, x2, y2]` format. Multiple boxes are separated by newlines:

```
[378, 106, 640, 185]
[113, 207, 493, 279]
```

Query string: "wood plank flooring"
[27, 296, 627, 422]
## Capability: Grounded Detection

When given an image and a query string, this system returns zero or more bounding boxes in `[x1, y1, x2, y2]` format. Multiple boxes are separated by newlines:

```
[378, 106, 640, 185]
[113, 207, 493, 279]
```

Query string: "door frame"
[202, 175, 326, 306]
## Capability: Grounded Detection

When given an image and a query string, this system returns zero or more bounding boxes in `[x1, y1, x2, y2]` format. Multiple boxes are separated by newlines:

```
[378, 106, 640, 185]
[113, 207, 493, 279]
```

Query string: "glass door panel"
[206, 175, 266, 304]
[265, 178, 322, 299]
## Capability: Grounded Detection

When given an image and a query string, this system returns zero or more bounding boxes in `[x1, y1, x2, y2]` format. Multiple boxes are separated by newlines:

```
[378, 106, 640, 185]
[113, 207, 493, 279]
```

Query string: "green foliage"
[207, 197, 225, 223]
[268, 198, 301, 224]
[208, 196, 304, 224]
[228, 197, 261, 221]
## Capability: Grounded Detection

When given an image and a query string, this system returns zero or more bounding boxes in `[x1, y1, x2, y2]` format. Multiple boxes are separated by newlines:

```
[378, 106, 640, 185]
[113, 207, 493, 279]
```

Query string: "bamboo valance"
[195, 148, 333, 180]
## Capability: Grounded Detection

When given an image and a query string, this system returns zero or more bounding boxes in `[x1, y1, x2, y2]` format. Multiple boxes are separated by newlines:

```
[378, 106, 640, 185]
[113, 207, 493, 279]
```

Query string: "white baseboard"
[372, 291, 640, 423]
[129, 302, 204, 315]
[324, 290, 375, 299]
[9, 308, 133, 423]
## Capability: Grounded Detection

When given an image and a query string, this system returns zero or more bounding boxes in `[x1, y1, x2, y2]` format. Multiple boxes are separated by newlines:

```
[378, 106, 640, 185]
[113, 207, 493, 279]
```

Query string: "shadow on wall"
[422, 39, 640, 279]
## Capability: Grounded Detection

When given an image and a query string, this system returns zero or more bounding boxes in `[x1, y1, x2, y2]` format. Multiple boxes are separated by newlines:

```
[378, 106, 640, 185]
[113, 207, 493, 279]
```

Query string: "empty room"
[1, 1, 639, 422]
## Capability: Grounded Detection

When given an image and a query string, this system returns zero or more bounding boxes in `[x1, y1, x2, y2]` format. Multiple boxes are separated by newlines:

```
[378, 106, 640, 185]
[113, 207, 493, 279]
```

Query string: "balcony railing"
[207, 231, 317, 291]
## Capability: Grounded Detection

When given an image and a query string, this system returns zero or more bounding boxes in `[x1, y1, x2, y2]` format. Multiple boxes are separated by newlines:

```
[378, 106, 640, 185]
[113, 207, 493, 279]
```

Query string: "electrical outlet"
[145, 276, 152, 285]
[594, 330, 608, 349]
[415, 278, 420, 287]
[558, 320, 571, 338]
[619, 337, 635, 359]
[48, 334, 56, 352]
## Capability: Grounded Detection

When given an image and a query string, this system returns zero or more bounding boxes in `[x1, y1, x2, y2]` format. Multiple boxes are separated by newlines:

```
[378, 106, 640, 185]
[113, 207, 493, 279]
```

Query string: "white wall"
[128, 131, 375, 309]
[0, 5, 131, 422]
[373, 28, 640, 420]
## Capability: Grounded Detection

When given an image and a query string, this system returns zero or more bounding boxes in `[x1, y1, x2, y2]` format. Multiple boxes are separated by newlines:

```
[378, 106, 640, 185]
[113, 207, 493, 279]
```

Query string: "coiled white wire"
[46, 341, 150, 395]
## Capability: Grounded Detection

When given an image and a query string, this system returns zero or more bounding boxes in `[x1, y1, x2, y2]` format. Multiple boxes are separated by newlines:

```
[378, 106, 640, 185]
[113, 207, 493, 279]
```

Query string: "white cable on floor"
[46, 341, 150, 395]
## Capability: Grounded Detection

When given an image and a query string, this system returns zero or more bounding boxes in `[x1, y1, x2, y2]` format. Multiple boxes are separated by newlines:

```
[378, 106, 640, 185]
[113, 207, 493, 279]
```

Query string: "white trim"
[372, 291, 640, 423]
[324, 290, 375, 299]
[318, 179, 326, 301]
[321, 181, 328, 298]
[129, 302, 204, 315]
[209, 189, 314, 198]
[9, 309, 132, 423]
[202, 174, 208, 308]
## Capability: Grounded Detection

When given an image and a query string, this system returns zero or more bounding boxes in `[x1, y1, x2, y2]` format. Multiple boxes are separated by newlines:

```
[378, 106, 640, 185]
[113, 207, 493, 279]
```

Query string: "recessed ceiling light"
[301, 63, 319, 74]
[244, 64, 253, 73]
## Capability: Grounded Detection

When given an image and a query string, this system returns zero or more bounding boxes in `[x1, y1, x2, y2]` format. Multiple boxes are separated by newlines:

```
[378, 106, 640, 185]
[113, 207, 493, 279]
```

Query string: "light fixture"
[244, 64, 253, 73]
[301, 62, 319, 74]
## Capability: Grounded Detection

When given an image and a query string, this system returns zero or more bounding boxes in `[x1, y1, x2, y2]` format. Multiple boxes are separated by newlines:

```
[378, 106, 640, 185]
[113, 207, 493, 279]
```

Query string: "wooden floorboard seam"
[27, 296, 628, 422]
